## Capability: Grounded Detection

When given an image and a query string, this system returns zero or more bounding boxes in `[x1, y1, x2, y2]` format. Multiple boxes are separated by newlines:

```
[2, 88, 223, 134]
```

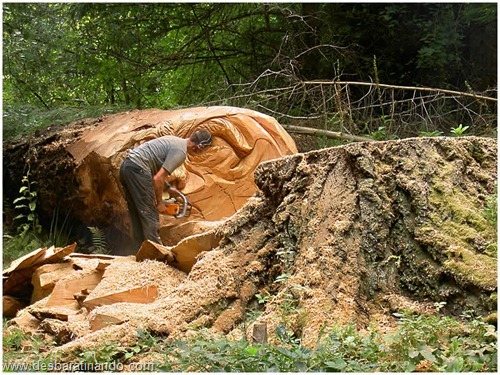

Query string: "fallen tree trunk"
[3, 107, 297, 254]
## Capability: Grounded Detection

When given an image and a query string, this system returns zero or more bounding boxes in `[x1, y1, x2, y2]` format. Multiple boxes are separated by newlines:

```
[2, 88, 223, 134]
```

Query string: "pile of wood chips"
[3, 229, 222, 346]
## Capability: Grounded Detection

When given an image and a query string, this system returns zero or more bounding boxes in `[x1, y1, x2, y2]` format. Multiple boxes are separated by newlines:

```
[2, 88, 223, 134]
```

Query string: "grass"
[3, 309, 496, 372]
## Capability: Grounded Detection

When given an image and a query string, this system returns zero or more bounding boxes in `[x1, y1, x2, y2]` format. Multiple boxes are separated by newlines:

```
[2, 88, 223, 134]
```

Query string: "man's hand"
[166, 185, 181, 197]
[157, 201, 167, 214]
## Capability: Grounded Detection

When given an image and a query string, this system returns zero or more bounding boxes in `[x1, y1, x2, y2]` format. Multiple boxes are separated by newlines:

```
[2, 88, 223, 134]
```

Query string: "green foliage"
[155, 312, 497, 372]
[3, 312, 496, 372]
[2, 231, 45, 267]
[3, 102, 131, 141]
[87, 226, 109, 254]
[450, 124, 470, 136]
[3, 170, 75, 266]
[2, 320, 50, 367]
[2, 3, 496, 113]
[3, 168, 47, 265]
[2, 326, 30, 351]
[13, 169, 41, 236]
[365, 126, 390, 141]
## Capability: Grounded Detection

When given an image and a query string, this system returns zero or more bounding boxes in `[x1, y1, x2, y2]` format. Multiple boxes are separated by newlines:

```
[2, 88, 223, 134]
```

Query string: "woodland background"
[2, 2, 497, 141]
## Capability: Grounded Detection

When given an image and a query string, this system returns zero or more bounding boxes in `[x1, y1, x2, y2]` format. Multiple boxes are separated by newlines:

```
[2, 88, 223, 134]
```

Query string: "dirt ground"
[6, 135, 496, 360]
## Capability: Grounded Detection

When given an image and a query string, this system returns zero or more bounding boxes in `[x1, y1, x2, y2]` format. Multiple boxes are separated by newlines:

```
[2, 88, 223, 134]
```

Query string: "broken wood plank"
[3, 246, 51, 274]
[43, 243, 77, 264]
[30, 309, 71, 322]
[136, 241, 174, 263]
[46, 270, 104, 308]
[10, 310, 41, 334]
[31, 262, 75, 304]
[39, 318, 73, 344]
[170, 231, 222, 273]
[67, 253, 121, 260]
[4, 243, 76, 275]
[83, 285, 158, 311]
[2, 268, 35, 296]
[3, 243, 76, 298]
[135, 232, 221, 273]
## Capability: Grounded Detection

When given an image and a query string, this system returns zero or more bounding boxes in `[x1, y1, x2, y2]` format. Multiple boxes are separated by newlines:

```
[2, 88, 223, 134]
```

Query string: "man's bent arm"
[153, 167, 169, 207]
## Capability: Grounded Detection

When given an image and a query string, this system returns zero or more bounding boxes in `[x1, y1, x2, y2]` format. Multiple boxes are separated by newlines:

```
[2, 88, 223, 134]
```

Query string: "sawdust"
[87, 258, 186, 300]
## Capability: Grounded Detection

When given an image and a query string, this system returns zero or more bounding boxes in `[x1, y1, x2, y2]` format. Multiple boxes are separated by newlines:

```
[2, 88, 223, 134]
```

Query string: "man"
[119, 129, 212, 253]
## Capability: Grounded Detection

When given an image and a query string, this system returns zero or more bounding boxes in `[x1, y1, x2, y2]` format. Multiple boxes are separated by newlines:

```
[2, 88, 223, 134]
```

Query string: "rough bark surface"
[7, 136, 496, 358]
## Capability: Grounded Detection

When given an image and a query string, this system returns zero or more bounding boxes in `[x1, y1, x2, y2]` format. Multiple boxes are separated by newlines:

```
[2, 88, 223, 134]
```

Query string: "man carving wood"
[119, 129, 212, 254]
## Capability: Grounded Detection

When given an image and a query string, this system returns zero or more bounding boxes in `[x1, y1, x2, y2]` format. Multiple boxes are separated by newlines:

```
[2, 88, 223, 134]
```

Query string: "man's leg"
[120, 161, 146, 252]
[119, 160, 162, 245]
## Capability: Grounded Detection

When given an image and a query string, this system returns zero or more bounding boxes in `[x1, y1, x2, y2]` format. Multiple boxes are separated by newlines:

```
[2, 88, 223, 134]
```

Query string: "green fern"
[88, 226, 109, 254]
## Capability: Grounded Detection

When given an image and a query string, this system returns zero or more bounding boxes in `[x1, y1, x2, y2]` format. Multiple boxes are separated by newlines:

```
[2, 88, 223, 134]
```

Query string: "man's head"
[189, 129, 212, 151]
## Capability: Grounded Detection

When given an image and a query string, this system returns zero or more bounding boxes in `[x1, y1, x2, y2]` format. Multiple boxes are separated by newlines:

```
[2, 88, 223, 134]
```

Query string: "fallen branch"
[302, 80, 497, 103]
[282, 124, 376, 143]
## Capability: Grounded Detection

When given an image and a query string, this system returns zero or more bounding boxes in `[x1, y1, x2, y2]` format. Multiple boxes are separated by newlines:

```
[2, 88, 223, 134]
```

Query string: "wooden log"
[83, 285, 158, 311]
[4, 108, 297, 255]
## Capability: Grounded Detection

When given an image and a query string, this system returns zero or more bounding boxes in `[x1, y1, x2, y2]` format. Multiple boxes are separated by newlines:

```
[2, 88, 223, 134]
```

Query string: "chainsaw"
[162, 191, 192, 219]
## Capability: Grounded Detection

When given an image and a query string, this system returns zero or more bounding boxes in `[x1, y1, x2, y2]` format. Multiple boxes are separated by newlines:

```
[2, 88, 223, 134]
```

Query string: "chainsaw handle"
[175, 193, 189, 219]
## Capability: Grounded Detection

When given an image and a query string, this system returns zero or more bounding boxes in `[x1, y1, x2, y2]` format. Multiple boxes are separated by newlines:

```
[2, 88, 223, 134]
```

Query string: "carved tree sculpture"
[64, 106, 297, 252]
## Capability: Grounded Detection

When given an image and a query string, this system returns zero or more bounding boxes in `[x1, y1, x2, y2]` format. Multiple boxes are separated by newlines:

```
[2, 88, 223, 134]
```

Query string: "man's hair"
[190, 129, 212, 146]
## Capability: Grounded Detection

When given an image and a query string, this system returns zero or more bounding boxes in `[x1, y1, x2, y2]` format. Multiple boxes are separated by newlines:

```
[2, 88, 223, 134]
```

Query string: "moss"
[415, 162, 497, 291]
[443, 246, 497, 290]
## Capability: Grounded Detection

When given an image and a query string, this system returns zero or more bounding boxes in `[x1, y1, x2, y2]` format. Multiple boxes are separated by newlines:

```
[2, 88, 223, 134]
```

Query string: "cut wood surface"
[135, 241, 174, 263]
[68, 253, 121, 260]
[89, 313, 126, 331]
[83, 285, 158, 310]
[170, 230, 223, 273]
[46, 270, 104, 308]
[31, 263, 75, 304]
[136, 230, 222, 273]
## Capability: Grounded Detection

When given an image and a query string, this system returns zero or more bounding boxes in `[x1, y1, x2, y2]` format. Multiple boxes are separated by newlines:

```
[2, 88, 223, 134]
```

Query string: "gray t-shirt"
[127, 135, 187, 175]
